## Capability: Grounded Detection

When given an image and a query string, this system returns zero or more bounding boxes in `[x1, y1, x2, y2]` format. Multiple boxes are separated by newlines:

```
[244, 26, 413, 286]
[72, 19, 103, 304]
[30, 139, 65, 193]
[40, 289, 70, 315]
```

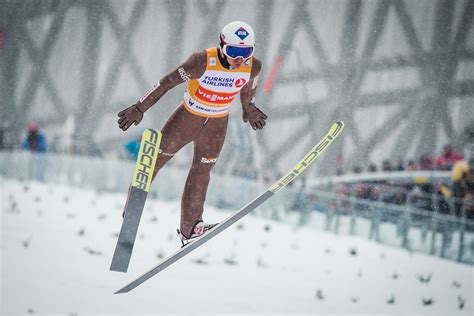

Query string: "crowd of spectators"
[345, 145, 464, 175]
[16, 121, 142, 160]
[331, 145, 473, 223]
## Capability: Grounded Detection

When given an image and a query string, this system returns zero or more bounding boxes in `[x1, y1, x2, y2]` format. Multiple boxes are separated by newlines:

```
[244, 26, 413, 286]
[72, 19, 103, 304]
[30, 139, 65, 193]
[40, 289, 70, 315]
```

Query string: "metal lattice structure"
[257, 0, 474, 177]
[1, 0, 473, 178]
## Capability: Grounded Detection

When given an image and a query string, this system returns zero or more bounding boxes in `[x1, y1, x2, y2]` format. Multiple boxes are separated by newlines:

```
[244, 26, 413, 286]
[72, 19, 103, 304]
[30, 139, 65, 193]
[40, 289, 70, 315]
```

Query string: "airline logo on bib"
[235, 78, 247, 88]
[201, 76, 235, 88]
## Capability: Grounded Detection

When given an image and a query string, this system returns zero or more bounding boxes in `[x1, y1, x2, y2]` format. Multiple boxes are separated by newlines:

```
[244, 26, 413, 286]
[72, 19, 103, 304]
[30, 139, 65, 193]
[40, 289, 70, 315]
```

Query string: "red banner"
[0, 30, 4, 49]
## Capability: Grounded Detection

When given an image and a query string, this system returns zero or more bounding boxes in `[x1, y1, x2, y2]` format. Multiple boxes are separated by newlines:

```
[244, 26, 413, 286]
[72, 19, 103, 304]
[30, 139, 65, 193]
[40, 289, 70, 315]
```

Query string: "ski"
[114, 121, 344, 293]
[110, 129, 162, 273]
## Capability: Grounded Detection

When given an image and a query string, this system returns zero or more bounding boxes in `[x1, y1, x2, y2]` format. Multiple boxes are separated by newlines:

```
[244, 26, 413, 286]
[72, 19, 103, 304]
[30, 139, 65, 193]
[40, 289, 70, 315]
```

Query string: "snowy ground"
[1, 179, 473, 315]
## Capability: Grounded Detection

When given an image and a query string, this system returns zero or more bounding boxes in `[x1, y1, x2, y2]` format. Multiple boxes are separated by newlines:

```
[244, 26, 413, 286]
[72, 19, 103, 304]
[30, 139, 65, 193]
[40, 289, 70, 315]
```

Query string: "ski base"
[110, 187, 148, 272]
[110, 129, 161, 273]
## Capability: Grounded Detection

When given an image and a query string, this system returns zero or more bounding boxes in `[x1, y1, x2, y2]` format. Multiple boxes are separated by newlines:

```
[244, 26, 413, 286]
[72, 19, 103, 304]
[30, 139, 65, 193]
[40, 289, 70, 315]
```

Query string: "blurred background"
[1, 0, 473, 263]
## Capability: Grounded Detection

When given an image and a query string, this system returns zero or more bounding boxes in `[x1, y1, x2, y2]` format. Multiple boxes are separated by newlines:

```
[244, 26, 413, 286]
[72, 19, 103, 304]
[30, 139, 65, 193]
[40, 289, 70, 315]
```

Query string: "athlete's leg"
[152, 104, 207, 180]
[180, 115, 229, 237]
[122, 104, 205, 218]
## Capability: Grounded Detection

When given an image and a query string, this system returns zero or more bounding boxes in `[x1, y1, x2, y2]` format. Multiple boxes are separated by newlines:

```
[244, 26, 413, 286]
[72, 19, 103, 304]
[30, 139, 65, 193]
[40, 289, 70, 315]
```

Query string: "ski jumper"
[152, 48, 254, 237]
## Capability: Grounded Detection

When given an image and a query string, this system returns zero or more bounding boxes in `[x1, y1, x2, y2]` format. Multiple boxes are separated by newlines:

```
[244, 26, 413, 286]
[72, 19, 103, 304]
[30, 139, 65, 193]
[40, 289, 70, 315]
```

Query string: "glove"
[117, 104, 144, 131]
[243, 104, 268, 130]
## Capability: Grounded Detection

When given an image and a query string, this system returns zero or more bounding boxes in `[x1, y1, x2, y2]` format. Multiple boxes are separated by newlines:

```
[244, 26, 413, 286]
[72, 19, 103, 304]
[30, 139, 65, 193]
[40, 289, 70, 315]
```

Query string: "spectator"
[395, 159, 405, 171]
[355, 183, 369, 199]
[382, 160, 393, 172]
[353, 165, 362, 174]
[124, 134, 141, 161]
[406, 160, 417, 171]
[368, 163, 377, 173]
[418, 154, 434, 170]
[21, 122, 47, 181]
[436, 183, 451, 214]
[21, 122, 47, 153]
[336, 154, 344, 175]
[388, 190, 407, 205]
[435, 145, 463, 170]
[410, 183, 434, 213]
[368, 184, 381, 201]
[452, 158, 474, 218]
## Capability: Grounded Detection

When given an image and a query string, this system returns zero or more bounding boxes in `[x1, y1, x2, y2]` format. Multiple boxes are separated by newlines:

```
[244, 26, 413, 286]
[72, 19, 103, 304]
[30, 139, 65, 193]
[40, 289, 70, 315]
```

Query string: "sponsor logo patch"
[139, 82, 160, 103]
[235, 78, 247, 88]
[235, 27, 249, 40]
[178, 67, 191, 82]
[195, 85, 238, 104]
[132, 129, 160, 192]
[201, 76, 235, 88]
[210, 57, 216, 66]
[201, 157, 217, 164]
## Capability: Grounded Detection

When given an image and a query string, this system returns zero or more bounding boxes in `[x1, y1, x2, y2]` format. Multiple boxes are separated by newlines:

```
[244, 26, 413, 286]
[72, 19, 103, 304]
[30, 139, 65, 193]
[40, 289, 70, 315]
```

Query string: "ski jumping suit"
[135, 48, 262, 237]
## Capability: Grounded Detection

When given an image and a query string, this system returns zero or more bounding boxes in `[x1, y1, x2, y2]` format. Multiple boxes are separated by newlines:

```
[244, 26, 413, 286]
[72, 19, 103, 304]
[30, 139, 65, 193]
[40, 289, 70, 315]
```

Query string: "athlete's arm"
[117, 52, 207, 131]
[240, 58, 267, 130]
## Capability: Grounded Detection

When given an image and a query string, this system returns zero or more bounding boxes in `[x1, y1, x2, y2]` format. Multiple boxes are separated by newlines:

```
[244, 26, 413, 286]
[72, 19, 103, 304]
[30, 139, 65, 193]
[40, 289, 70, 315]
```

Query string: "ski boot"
[177, 220, 218, 247]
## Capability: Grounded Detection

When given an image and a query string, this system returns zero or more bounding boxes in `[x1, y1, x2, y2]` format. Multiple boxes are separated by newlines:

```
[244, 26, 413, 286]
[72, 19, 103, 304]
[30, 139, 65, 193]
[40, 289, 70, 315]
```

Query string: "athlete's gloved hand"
[117, 104, 144, 131]
[243, 105, 268, 130]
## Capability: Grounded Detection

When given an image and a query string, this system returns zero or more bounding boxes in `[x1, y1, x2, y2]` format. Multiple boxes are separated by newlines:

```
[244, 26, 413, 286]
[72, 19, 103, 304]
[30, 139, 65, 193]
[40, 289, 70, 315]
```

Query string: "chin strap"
[217, 48, 231, 69]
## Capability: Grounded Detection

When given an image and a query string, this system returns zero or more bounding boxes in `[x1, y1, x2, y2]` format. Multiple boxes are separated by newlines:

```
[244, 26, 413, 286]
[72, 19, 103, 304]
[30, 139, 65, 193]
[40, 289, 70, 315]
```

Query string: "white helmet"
[220, 21, 255, 60]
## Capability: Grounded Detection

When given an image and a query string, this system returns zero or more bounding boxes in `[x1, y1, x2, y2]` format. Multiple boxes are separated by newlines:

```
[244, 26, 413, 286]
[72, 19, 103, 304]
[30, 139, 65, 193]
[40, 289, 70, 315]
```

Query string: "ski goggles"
[222, 44, 254, 60]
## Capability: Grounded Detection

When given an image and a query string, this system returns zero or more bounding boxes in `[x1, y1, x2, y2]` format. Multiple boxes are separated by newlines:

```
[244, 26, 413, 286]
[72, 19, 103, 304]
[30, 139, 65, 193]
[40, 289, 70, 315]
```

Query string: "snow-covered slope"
[1, 179, 472, 315]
